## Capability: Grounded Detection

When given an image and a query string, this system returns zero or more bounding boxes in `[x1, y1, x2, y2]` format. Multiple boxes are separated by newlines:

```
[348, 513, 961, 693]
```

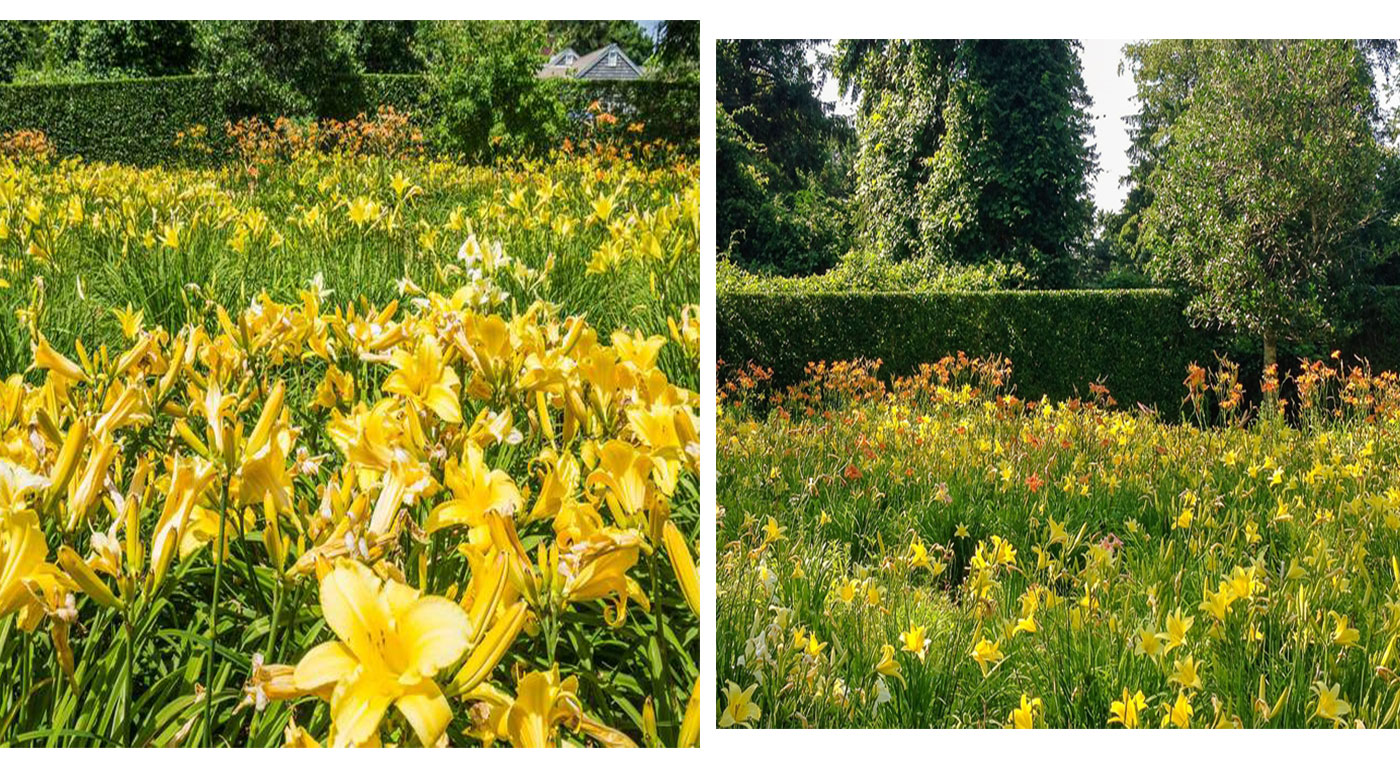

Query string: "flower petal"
[395, 678, 452, 747]
[294, 640, 358, 696]
[329, 669, 393, 747]
[319, 560, 389, 663]
[398, 595, 470, 677]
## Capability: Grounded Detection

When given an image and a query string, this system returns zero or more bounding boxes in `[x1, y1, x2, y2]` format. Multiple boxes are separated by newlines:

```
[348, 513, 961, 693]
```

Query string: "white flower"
[873, 677, 892, 709]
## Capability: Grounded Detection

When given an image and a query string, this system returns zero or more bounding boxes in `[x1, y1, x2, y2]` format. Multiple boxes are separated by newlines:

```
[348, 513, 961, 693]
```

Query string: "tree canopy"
[546, 20, 654, 63]
[716, 39, 854, 275]
[1140, 39, 1389, 376]
[834, 40, 1097, 286]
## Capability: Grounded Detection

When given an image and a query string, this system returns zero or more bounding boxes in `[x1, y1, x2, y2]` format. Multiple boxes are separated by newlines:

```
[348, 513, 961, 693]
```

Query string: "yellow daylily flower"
[384, 334, 462, 424]
[719, 681, 760, 728]
[426, 442, 522, 533]
[294, 559, 470, 747]
[1010, 694, 1041, 729]
[1108, 688, 1147, 728]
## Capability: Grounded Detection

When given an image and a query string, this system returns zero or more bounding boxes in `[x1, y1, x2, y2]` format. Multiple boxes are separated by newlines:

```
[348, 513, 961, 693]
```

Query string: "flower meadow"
[718, 355, 1400, 729]
[0, 121, 700, 747]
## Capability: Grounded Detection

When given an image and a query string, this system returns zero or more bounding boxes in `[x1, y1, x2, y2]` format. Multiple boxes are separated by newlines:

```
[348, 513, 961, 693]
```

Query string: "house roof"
[546, 48, 579, 67]
[538, 43, 644, 80]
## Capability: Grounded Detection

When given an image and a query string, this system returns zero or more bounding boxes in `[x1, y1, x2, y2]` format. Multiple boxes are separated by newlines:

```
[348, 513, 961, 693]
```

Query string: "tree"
[193, 21, 361, 118]
[546, 20, 653, 63]
[1141, 39, 1387, 386]
[917, 40, 1097, 287]
[417, 20, 564, 160]
[342, 21, 422, 74]
[41, 21, 196, 79]
[718, 40, 850, 189]
[0, 21, 38, 83]
[717, 104, 851, 275]
[834, 40, 1097, 285]
[1117, 39, 1399, 279]
[653, 21, 699, 70]
[717, 39, 854, 275]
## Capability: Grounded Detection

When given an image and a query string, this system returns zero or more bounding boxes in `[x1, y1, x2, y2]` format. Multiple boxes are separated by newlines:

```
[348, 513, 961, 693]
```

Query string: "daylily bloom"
[293, 559, 470, 747]
[1169, 655, 1204, 690]
[875, 642, 904, 684]
[1162, 691, 1193, 728]
[384, 334, 462, 423]
[1108, 688, 1147, 728]
[971, 637, 1004, 675]
[719, 681, 761, 728]
[1010, 694, 1041, 729]
[501, 667, 584, 747]
[150, 456, 219, 589]
[1329, 611, 1360, 647]
[1312, 681, 1351, 725]
[426, 442, 522, 533]
[900, 622, 930, 662]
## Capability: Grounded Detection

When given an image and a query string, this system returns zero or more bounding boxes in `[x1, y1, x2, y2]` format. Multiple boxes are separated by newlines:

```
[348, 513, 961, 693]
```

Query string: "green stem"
[649, 554, 672, 743]
[122, 615, 134, 747]
[203, 477, 231, 747]
[249, 578, 284, 746]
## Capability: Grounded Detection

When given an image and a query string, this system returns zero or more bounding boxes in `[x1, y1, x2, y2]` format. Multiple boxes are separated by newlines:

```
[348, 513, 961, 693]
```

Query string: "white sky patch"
[1079, 39, 1136, 213]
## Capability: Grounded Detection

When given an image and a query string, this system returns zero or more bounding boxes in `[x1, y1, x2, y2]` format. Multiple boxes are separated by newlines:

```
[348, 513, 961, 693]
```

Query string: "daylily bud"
[58, 545, 123, 611]
[662, 520, 699, 616]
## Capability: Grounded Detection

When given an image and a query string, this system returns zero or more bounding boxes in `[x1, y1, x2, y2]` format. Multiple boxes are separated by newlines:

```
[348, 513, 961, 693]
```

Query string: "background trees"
[193, 21, 362, 118]
[716, 39, 854, 275]
[1140, 39, 1390, 381]
[417, 20, 564, 160]
[833, 39, 1098, 286]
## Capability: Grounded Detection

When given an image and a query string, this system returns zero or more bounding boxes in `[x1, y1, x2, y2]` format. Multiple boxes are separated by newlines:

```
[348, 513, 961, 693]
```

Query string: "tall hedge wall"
[0, 73, 697, 165]
[0, 75, 221, 165]
[718, 288, 1400, 418]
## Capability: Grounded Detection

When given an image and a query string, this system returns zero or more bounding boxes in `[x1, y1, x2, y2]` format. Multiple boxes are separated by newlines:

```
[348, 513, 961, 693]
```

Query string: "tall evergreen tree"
[835, 40, 1097, 286]
[717, 39, 853, 275]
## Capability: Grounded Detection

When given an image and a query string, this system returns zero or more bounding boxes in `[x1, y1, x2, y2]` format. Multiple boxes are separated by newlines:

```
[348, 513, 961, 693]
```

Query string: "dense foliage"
[1139, 40, 1390, 378]
[417, 21, 566, 161]
[718, 289, 1217, 418]
[547, 20, 654, 63]
[193, 21, 364, 119]
[0, 75, 696, 167]
[717, 285, 1400, 417]
[716, 40, 853, 275]
[833, 40, 1097, 285]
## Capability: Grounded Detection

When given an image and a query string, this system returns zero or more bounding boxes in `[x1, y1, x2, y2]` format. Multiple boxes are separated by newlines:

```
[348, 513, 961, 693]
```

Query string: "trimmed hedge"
[0, 75, 221, 165]
[0, 73, 698, 166]
[718, 287, 1400, 418]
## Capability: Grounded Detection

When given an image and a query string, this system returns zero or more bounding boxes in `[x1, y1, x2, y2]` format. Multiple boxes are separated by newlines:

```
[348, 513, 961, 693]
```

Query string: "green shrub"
[719, 289, 1221, 417]
[193, 21, 362, 119]
[717, 105, 848, 274]
[559, 79, 698, 152]
[417, 20, 565, 160]
[44, 21, 196, 79]
[718, 253, 1027, 295]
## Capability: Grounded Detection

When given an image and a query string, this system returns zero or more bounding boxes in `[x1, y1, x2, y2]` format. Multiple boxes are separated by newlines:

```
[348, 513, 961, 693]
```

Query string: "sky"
[815, 39, 1138, 213]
